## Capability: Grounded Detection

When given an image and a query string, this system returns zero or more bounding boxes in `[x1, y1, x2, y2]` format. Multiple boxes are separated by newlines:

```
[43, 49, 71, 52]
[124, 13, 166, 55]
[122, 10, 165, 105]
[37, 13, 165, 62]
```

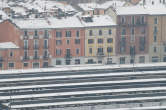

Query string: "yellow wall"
[85, 26, 116, 57]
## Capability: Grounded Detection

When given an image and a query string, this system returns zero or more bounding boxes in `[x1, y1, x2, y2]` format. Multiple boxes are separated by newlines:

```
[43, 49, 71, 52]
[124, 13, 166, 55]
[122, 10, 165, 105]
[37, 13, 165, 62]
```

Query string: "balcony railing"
[43, 45, 49, 49]
[33, 56, 40, 60]
[0, 57, 3, 61]
[34, 35, 39, 39]
[44, 34, 49, 39]
[22, 56, 29, 61]
[65, 54, 72, 59]
[43, 55, 49, 59]
[23, 46, 29, 50]
[23, 35, 29, 39]
[33, 45, 39, 49]
[97, 52, 105, 57]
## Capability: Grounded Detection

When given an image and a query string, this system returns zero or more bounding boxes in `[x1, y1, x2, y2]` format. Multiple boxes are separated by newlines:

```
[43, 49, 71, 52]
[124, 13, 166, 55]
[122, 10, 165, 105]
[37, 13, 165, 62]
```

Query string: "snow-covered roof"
[13, 16, 84, 29]
[0, 42, 19, 49]
[78, 1, 126, 11]
[138, 0, 166, 7]
[100, 1, 126, 9]
[11, 6, 27, 15]
[78, 3, 100, 11]
[13, 18, 51, 29]
[0, 10, 9, 22]
[115, 5, 166, 15]
[48, 17, 83, 28]
[81, 15, 116, 27]
[115, 6, 148, 15]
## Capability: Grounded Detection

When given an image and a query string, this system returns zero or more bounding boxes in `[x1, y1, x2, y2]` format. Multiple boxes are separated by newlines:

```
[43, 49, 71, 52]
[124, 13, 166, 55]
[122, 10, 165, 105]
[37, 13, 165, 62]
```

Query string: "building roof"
[81, 15, 116, 27]
[0, 42, 19, 49]
[115, 6, 148, 15]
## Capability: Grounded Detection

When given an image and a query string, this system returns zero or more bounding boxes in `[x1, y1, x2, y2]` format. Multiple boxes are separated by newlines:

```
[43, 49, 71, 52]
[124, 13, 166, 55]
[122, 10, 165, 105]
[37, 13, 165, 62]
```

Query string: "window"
[43, 62, 48, 67]
[141, 16, 145, 24]
[97, 48, 103, 54]
[66, 31, 71, 37]
[24, 40, 28, 49]
[66, 49, 71, 55]
[56, 31, 62, 38]
[23, 62, 28, 67]
[132, 16, 135, 24]
[121, 17, 125, 24]
[141, 28, 145, 34]
[43, 50, 48, 58]
[139, 37, 145, 51]
[154, 26, 157, 34]
[75, 39, 80, 44]
[24, 30, 28, 36]
[56, 49, 61, 56]
[89, 48, 92, 54]
[76, 31, 79, 37]
[34, 30, 38, 36]
[107, 38, 113, 43]
[98, 39, 103, 44]
[66, 40, 70, 45]
[56, 60, 61, 65]
[99, 30, 102, 36]
[56, 40, 62, 45]
[8, 62, 14, 68]
[154, 17, 158, 24]
[89, 30, 93, 36]
[164, 46, 166, 52]
[108, 29, 112, 35]
[9, 51, 13, 57]
[152, 56, 159, 62]
[163, 56, 166, 62]
[121, 28, 126, 35]
[44, 39, 48, 48]
[139, 56, 145, 63]
[87, 59, 94, 64]
[33, 62, 39, 68]
[154, 47, 157, 53]
[44, 30, 49, 38]
[130, 46, 135, 56]
[34, 50, 39, 59]
[120, 37, 126, 53]
[120, 57, 125, 64]
[34, 39, 39, 49]
[131, 28, 134, 35]
[0, 63, 2, 68]
[76, 48, 80, 55]
[88, 39, 94, 44]
[23, 50, 28, 59]
[107, 47, 113, 53]
[154, 35, 157, 42]
[75, 59, 80, 64]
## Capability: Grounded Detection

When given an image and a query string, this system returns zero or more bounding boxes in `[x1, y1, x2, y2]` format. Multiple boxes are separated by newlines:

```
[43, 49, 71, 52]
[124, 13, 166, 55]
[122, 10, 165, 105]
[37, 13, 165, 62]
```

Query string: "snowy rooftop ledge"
[1, 62, 166, 74]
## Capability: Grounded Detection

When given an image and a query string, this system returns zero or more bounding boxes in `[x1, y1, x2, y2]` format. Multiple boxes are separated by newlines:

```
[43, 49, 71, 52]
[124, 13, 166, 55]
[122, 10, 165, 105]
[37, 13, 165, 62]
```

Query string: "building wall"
[85, 26, 116, 64]
[148, 15, 166, 62]
[52, 28, 85, 65]
[0, 49, 21, 70]
[116, 15, 149, 64]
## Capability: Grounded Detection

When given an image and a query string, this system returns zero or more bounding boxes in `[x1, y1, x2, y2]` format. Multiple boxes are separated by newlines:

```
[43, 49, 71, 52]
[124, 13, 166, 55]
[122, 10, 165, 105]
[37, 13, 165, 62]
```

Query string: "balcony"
[97, 52, 105, 57]
[119, 22, 147, 27]
[0, 57, 3, 62]
[23, 35, 29, 39]
[43, 55, 49, 60]
[33, 45, 39, 50]
[23, 46, 29, 50]
[33, 56, 40, 60]
[22, 56, 29, 61]
[44, 34, 49, 39]
[43, 45, 49, 49]
[34, 35, 39, 39]
[65, 54, 72, 59]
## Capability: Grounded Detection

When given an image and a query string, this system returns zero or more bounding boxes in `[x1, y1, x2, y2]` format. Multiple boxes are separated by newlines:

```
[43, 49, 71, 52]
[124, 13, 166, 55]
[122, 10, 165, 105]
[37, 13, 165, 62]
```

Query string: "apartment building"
[49, 17, 85, 65]
[0, 42, 20, 70]
[109, 6, 149, 64]
[147, 7, 166, 62]
[81, 15, 116, 64]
